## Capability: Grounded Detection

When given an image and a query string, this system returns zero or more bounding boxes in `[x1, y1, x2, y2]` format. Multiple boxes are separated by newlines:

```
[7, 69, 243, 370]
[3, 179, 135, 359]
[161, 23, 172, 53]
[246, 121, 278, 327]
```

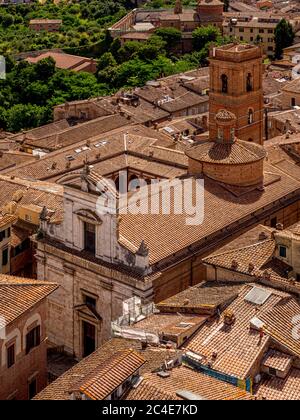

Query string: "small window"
[84, 222, 96, 254]
[7, 344, 15, 368]
[296, 274, 300, 282]
[279, 246, 287, 258]
[221, 74, 228, 93]
[28, 378, 37, 400]
[2, 248, 8, 266]
[259, 29, 265, 34]
[26, 326, 40, 355]
[217, 128, 223, 142]
[271, 217, 277, 228]
[247, 73, 253, 92]
[292, 98, 296, 107]
[85, 295, 97, 309]
[248, 109, 254, 124]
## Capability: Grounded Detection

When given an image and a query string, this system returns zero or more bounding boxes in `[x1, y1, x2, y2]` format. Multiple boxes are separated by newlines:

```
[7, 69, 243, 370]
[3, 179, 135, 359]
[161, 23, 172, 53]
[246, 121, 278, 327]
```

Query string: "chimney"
[259, 231, 268, 241]
[231, 260, 239, 270]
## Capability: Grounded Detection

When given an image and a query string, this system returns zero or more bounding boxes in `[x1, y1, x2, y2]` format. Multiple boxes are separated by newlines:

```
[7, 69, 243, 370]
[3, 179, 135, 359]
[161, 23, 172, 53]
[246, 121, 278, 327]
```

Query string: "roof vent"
[183, 298, 190, 306]
[66, 155, 75, 161]
[259, 231, 268, 241]
[248, 263, 255, 273]
[263, 270, 271, 281]
[223, 309, 236, 326]
[176, 390, 207, 400]
[276, 223, 284, 231]
[12, 190, 24, 203]
[250, 317, 265, 331]
[157, 371, 170, 379]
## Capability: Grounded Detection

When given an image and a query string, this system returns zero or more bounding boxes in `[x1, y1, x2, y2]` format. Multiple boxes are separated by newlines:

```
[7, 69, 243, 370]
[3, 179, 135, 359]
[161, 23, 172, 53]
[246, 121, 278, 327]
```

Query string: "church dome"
[186, 140, 266, 166]
[186, 107, 267, 187]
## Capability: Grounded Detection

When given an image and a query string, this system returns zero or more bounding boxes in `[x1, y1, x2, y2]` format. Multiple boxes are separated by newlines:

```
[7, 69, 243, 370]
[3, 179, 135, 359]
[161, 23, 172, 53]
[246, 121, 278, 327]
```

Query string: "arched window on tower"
[248, 109, 254, 124]
[246, 73, 253, 92]
[221, 74, 228, 93]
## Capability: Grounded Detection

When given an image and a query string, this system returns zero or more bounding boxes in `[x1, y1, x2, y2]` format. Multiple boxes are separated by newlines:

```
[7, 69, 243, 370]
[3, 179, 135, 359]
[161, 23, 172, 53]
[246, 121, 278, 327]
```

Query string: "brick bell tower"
[209, 43, 264, 145]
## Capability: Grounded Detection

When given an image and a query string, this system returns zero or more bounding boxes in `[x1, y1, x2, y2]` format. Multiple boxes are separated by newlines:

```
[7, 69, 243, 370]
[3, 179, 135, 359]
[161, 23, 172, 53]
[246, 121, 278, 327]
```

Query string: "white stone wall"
[36, 241, 153, 358]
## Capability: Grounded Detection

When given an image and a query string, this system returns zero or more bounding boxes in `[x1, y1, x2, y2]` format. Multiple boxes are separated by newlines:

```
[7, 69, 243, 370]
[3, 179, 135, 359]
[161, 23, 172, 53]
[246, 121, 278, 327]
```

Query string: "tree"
[35, 57, 56, 80]
[274, 19, 295, 59]
[6, 104, 47, 132]
[97, 52, 117, 71]
[155, 27, 182, 51]
[192, 25, 221, 51]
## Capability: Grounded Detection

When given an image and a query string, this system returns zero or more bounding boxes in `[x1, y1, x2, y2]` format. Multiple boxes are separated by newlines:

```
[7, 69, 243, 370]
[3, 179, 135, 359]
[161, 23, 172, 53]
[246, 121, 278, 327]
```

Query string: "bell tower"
[174, 0, 183, 14]
[209, 43, 264, 145]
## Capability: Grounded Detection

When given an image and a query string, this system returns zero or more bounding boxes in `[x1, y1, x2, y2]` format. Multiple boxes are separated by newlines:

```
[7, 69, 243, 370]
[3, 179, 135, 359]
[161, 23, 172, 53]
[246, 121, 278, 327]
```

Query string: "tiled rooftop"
[126, 366, 253, 400]
[118, 159, 300, 264]
[256, 368, 300, 400]
[185, 139, 266, 165]
[262, 349, 293, 372]
[186, 284, 290, 379]
[73, 349, 146, 400]
[0, 275, 57, 325]
[156, 281, 243, 314]
[34, 338, 183, 400]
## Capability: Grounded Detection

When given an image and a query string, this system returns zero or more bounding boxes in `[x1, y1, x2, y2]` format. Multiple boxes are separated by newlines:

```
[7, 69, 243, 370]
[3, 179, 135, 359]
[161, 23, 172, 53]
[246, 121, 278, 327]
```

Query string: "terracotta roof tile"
[118, 160, 300, 264]
[259, 298, 300, 359]
[262, 349, 293, 372]
[34, 338, 182, 400]
[186, 139, 266, 165]
[156, 281, 243, 314]
[0, 275, 57, 325]
[203, 240, 275, 275]
[255, 368, 300, 400]
[74, 349, 146, 400]
[186, 284, 287, 379]
[126, 366, 253, 400]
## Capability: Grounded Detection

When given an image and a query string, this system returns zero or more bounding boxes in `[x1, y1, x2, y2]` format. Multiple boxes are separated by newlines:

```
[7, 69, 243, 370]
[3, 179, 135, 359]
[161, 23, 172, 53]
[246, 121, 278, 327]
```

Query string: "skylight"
[244, 286, 272, 306]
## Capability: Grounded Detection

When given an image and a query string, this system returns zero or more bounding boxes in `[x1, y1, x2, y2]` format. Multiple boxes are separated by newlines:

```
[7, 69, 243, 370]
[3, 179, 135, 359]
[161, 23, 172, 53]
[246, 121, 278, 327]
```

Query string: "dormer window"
[279, 246, 287, 258]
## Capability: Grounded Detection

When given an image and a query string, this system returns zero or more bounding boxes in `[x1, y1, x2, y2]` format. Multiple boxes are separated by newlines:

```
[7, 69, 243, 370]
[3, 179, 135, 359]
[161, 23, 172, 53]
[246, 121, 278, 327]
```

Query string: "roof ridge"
[204, 239, 274, 260]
